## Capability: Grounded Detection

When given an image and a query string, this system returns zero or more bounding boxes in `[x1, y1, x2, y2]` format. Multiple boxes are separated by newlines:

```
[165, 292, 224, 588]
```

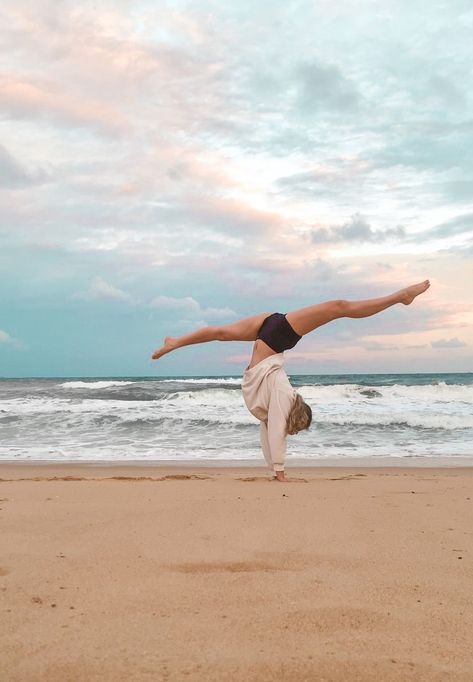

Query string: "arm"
[260, 421, 275, 474]
[266, 388, 295, 473]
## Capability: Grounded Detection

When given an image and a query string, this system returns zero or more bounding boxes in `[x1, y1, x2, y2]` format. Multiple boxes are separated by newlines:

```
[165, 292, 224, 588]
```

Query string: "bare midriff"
[246, 338, 278, 370]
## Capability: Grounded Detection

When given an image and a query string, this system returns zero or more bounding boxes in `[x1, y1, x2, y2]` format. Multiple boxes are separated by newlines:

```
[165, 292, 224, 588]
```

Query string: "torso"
[246, 338, 279, 370]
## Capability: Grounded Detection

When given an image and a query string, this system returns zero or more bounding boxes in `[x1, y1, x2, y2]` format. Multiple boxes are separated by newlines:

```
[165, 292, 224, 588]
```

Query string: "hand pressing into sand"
[274, 471, 307, 483]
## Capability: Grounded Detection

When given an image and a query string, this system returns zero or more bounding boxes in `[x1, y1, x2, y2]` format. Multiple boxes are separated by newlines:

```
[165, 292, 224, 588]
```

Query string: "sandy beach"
[1, 463, 473, 681]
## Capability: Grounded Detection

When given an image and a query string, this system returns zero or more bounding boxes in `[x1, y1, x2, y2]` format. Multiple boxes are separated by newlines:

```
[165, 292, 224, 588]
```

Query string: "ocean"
[1, 372, 472, 465]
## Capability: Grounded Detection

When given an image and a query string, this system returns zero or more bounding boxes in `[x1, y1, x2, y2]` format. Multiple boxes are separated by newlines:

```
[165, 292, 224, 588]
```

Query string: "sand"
[1, 463, 473, 681]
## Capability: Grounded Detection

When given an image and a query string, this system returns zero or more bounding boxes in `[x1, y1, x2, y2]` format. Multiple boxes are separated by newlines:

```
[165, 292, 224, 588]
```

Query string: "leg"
[151, 311, 272, 360]
[286, 280, 430, 336]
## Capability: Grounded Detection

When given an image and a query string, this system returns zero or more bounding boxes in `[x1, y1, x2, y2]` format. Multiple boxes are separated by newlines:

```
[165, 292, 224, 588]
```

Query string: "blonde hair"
[286, 392, 312, 435]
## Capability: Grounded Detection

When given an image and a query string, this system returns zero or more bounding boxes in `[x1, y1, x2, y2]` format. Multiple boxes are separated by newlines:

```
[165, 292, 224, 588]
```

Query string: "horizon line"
[1, 371, 472, 380]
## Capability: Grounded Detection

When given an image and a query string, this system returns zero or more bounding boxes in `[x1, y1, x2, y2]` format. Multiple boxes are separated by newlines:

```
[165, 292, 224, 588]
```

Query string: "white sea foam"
[158, 377, 242, 385]
[322, 412, 473, 430]
[60, 380, 137, 389]
[298, 382, 473, 403]
[1, 386, 472, 431]
[169, 388, 243, 406]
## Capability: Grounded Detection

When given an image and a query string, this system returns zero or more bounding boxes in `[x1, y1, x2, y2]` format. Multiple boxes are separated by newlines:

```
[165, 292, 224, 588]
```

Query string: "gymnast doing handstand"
[152, 280, 430, 482]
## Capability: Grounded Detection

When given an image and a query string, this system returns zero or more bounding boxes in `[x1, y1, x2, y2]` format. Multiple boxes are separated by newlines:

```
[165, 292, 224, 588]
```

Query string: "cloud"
[342, 301, 472, 338]
[359, 340, 400, 352]
[0, 143, 50, 188]
[223, 353, 253, 365]
[431, 337, 467, 349]
[74, 276, 137, 304]
[0, 4, 236, 142]
[366, 119, 473, 179]
[294, 60, 362, 114]
[0, 330, 13, 343]
[426, 74, 468, 109]
[273, 157, 376, 200]
[0, 329, 27, 349]
[411, 213, 473, 242]
[310, 213, 406, 244]
[149, 295, 237, 322]
[73, 284, 238, 328]
[149, 194, 289, 238]
[0, 74, 129, 137]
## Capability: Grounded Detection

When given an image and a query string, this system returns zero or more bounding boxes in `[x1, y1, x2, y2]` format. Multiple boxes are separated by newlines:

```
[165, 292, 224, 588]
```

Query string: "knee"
[214, 326, 230, 341]
[333, 299, 349, 316]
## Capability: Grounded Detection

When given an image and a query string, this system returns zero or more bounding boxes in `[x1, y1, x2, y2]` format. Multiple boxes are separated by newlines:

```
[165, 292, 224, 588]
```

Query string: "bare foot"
[399, 279, 430, 305]
[151, 336, 178, 360]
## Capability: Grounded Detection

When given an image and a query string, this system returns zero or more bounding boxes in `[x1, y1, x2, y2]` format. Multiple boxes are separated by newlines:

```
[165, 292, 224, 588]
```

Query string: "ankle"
[397, 289, 410, 305]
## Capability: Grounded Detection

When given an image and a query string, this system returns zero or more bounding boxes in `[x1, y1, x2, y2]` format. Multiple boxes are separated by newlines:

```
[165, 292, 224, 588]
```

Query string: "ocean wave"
[2, 374, 472, 463]
[3, 402, 471, 432]
[61, 389, 171, 402]
[158, 377, 242, 385]
[1, 442, 472, 462]
[0, 397, 255, 428]
[299, 382, 473, 403]
[0, 415, 20, 424]
[60, 380, 137, 389]
[169, 389, 243, 406]
[2, 389, 472, 425]
[319, 412, 473, 430]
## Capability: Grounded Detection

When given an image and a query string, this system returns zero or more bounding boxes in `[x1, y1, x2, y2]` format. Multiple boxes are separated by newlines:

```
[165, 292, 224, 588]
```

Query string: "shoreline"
[2, 460, 473, 482]
[1, 454, 473, 476]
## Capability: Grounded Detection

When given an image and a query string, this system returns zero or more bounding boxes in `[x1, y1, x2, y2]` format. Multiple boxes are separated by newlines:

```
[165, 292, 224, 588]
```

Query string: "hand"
[275, 472, 307, 483]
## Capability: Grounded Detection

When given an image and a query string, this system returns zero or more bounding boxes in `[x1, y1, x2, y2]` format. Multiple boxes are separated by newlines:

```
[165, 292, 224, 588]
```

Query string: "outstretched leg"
[151, 311, 272, 360]
[285, 280, 430, 336]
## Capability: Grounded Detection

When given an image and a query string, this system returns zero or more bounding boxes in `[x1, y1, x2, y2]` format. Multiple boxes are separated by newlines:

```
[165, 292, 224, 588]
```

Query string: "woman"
[152, 279, 430, 482]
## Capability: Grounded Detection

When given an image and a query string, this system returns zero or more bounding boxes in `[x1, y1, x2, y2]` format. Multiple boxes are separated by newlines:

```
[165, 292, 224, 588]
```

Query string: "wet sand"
[1, 463, 473, 681]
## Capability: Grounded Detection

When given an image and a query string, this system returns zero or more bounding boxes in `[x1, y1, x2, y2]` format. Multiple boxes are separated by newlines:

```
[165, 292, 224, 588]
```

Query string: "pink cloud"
[0, 75, 129, 136]
[0, 5, 231, 140]
[224, 354, 252, 365]
[117, 142, 237, 197]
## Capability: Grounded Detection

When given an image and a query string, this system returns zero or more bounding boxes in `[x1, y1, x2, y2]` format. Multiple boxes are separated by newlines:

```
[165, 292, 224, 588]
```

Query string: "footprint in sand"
[0, 567, 10, 576]
[285, 606, 392, 633]
[109, 476, 163, 481]
[168, 560, 291, 574]
[102, 475, 213, 481]
[329, 474, 367, 480]
[163, 474, 213, 481]
[168, 552, 310, 574]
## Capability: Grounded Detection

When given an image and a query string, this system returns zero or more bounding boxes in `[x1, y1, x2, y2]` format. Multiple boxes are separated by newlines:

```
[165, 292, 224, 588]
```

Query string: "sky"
[0, 0, 472, 377]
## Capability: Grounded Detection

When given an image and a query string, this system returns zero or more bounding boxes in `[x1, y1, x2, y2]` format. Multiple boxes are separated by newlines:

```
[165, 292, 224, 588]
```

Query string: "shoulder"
[274, 367, 293, 388]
